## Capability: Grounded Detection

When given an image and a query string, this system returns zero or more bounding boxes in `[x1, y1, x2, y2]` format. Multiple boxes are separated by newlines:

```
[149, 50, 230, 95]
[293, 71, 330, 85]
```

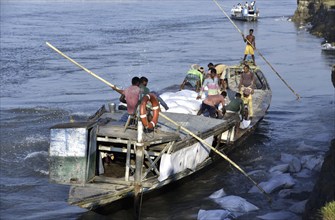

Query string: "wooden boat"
[230, 5, 259, 21]
[48, 62, 271, 211]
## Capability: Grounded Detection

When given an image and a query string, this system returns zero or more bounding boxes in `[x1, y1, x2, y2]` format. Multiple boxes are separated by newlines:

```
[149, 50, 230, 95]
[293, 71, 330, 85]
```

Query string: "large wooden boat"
[48, 62, 271, 211]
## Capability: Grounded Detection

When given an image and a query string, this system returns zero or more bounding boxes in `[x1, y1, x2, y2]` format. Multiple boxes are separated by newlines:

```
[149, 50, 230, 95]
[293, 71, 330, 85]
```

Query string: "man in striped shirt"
[196, 68, 220, 100]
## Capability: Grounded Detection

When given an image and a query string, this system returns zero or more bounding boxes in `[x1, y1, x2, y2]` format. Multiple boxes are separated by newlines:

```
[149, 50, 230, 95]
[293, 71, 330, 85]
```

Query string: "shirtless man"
[242, 29, 256, 65]
[197, 91, 227, 118]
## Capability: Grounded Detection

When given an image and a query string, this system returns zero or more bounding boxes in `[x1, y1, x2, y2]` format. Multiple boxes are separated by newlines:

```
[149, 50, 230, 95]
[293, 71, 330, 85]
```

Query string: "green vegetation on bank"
[320, 201, 335, 220]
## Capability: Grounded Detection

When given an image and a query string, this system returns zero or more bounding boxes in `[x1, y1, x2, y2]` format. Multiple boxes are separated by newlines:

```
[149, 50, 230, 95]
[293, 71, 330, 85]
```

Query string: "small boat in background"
[321, 41, 335, 52]
[230, 2, 259, 22]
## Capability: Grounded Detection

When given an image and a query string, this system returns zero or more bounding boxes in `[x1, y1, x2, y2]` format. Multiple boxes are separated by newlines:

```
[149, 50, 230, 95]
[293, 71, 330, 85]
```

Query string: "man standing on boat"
[238, 65, 254, 119]
[140, 76, 169, 110]
[242, 29, 256, 65]
[196, 68, 220, 100]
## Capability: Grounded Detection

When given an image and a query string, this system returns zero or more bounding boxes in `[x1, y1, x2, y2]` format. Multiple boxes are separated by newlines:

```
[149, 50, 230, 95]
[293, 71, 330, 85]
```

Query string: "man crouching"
[197, 91, 227, 118]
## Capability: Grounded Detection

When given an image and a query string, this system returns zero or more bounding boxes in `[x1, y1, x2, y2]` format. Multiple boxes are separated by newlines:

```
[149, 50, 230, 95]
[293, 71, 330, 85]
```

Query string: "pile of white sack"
[159, 90, 204, 115]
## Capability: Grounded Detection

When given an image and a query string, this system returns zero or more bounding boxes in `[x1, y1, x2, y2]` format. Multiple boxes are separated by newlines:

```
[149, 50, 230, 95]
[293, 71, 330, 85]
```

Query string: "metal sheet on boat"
[49, 127, 89, 185]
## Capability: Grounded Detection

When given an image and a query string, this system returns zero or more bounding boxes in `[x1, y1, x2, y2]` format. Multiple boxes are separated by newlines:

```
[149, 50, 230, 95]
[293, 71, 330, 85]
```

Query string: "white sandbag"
[197, 209, 232, 220]
[280, 153, 301, 173]
[297, 141, 321, 152]
[195, 136, 212, 165]
[248, 173, 295, 194]
[278, 189, 293, 198]
[176, 89, 198, 98]
[214, 195, 259, 213]
[209, 188, 227, 199]
[167, 106, 192, 114]
[159, 92, 175, 101]
[294, 168, 312, 178]
[257, 211, 298, 220]
[289, 200, 307, 214]
[269, 164, 289, 173]
[163, 99, 178, 108]
[247, 169, 268, 177]
[239, 119, 251, 129]
[170, 148, 186, 173]
[158, 154, 173, 182]
[300, 154, 324, 171]
[183, 145, 198, 171]
[175, 99, 201, 111]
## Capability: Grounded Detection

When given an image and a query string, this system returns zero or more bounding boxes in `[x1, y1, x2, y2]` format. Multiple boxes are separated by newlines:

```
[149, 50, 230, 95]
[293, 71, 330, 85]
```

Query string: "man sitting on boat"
[140, 76, 169, 110]
[180, 64, 205, 92]
[196, 68, 220, 99]
[111, 76, 140, 116]
[197, 91, 227, 118]
[238, 65, 254, 119]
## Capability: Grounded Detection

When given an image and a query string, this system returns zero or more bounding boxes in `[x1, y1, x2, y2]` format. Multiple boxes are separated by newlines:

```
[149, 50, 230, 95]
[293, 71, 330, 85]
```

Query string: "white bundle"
[160, 90, 203, 115]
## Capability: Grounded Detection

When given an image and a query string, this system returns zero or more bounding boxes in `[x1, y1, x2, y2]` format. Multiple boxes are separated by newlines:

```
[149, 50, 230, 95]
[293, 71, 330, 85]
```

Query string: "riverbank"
[303, 139, 335, 219]
[292, 0, 335, 42]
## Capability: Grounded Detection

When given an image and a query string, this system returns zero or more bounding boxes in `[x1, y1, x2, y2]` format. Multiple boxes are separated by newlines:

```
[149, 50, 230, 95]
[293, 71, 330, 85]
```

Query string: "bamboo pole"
[212, 0, 301, 100]
[46, 42, 122, 93]
[159, 112, 272, 202]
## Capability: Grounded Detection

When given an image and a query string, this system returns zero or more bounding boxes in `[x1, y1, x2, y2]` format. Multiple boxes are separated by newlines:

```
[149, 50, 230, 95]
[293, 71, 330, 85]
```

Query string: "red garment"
[123, 85, 140, 114]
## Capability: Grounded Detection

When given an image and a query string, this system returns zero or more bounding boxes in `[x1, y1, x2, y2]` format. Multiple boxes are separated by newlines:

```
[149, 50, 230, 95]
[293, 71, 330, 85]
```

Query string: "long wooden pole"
[212, 0, 301, 100]
[159, 112, 272, 202]
[46, 42, 122, 92]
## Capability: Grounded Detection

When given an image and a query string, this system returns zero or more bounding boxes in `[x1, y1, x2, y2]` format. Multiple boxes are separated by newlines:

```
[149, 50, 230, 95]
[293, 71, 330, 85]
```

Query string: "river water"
[0, 0, 334, 219]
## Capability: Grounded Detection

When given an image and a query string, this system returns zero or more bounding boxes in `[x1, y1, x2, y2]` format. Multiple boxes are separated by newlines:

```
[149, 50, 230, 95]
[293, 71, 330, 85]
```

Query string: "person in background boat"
[238, 65, 254, 119]
[237, 3, 242, 10]
[111, 76, 140, 115]
[250, 1, 256, 10]
[180, 64, 204, 92]
[197, 91, 227, 118]
[242, 29, 256, 65]
[196, 68, 220, 100]
[245, 2, 249, 10]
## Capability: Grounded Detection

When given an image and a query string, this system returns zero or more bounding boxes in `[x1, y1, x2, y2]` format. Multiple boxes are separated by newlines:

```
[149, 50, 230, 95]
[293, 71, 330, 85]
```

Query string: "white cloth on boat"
[158, 136, 212, 182]
[239, 119, 251, 129]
